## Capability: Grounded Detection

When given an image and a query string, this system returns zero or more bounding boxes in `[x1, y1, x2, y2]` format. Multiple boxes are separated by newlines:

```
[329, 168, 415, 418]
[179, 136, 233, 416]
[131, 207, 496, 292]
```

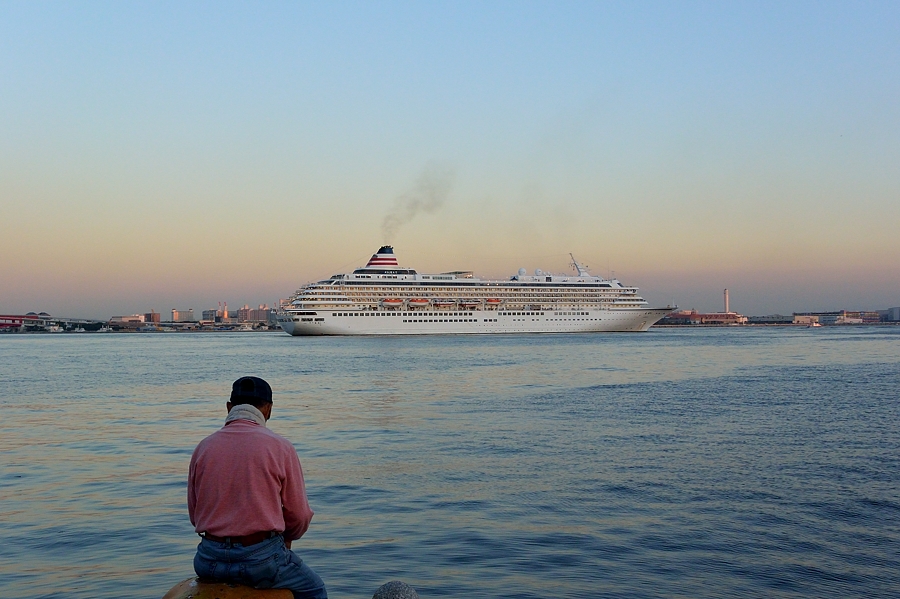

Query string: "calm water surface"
[1, 327, 898, 598]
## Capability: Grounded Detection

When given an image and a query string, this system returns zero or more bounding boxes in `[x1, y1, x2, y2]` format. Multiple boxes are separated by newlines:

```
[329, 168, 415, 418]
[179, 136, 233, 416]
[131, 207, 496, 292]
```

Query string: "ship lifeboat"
[458, 300, 481, 309]
[432, 299, 456, 308]
[381, 298, 404, 308]
[408, 298, 431, 308]
[485, 298, 502, 306]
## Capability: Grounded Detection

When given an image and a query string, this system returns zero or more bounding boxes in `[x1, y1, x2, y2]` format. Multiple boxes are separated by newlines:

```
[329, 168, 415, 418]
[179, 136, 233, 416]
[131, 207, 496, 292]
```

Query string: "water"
[1, 327, 898, 599]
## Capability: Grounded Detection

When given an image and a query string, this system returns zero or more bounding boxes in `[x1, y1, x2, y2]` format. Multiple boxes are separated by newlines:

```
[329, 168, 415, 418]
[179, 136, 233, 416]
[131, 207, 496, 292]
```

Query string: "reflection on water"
[1, 327, 899, 598]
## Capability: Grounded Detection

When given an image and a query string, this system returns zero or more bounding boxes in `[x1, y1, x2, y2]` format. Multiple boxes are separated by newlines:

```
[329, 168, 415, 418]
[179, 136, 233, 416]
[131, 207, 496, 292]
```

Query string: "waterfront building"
[144, 311, 161, 324]
[659, 309, 748, 325]
[110, 314, 145, 324]
[237, 305, 251, 322]
[248, 305, 276, 323]
[748, 314, 793, 324]
[109, 314, 145, 330]
[171, 309, 195, 322]
[792, 314, 820, 325]
[793, 311, 879, 325]
[879, 307, 900, 322]
[2, 314, 53, 332]
[3, 314, 101, 332]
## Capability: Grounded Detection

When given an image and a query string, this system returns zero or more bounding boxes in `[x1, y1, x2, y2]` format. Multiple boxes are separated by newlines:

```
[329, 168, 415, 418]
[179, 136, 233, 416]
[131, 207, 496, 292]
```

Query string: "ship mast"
[569, 253, 590, 277]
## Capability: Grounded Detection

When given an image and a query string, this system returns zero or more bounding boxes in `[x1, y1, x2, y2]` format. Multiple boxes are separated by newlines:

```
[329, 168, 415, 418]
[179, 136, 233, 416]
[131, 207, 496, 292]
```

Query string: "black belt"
[201, 531, 278, 546]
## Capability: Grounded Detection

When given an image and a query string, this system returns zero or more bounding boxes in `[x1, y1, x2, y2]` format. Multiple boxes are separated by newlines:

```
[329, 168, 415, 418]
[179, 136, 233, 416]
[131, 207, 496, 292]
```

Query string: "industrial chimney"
[724, 289, 730, 314]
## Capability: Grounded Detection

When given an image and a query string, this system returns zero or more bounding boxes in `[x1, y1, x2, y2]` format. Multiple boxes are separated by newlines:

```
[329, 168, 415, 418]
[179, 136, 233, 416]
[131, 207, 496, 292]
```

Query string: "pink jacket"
[188, 419, 314, 540]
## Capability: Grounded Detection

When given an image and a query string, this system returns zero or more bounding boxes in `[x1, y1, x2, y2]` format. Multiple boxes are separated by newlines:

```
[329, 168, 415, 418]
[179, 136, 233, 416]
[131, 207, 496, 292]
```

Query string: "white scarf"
[225, 404, 267, 427]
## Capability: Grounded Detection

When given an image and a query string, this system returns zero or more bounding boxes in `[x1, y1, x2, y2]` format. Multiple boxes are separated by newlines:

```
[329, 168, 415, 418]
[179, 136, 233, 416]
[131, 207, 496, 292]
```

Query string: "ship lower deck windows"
[402, 319, 477, 323]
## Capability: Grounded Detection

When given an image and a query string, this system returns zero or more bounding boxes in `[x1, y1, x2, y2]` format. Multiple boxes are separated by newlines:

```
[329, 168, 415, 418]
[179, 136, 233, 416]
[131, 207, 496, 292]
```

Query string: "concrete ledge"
[162, 577, 292, 599]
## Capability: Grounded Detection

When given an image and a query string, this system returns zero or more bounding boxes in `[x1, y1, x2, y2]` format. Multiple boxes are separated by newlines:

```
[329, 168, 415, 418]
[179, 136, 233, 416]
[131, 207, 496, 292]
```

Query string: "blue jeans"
[194, 535, 327, 599]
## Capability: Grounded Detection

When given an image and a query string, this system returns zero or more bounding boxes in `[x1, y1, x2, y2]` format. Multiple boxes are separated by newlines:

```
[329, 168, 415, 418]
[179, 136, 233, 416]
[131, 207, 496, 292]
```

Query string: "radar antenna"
[569, 253, 591, 277]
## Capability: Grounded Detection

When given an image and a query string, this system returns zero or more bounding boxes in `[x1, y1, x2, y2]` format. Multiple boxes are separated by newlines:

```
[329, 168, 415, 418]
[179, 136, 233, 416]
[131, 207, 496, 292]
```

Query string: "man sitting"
[188, 376, 327, 599]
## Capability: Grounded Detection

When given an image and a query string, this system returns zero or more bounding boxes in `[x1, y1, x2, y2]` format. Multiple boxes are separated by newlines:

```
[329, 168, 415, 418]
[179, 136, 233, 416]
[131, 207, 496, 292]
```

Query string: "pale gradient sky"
[2, 1, 898, 319]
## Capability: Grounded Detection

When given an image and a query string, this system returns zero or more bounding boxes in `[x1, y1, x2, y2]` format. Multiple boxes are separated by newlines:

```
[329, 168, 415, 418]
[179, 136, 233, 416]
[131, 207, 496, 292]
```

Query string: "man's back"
[189, 419, 313, 539]
[188, 377, 326, 599]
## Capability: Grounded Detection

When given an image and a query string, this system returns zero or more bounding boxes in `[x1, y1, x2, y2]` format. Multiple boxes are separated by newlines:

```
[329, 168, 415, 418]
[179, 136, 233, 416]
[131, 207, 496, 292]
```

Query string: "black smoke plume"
[382, 164, 454, 242]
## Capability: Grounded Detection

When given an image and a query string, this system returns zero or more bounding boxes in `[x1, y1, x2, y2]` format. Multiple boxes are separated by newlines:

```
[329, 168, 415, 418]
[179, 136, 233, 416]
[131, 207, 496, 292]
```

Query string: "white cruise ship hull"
[278, 307, 672, 336]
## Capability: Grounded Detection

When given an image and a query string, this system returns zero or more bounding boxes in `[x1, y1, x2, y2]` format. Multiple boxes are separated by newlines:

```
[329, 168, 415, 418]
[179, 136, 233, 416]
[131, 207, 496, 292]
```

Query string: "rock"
[372, 580, 420, 599]
[162, 577, 293, 599]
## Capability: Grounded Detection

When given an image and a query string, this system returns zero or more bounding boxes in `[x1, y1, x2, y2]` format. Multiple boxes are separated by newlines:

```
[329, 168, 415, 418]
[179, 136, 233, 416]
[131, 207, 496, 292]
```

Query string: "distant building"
[793, 311, 879, 325]
[879, 307, 900, 322]
[171, 309, 195, 322]
[2, 313, 57, 332]
[109, 314, 145, 330]
[0, 315, 26, 331]
[748, 314, 793, 324]
[3, 315, 29, 331]
[237, 305, 251, 323]
[854, 311, 882, 324]
[110, 314, 145, 324]
[144, 311, 161, 324]
[201, 309, 218, 321]
[659, 309, 748, 325]
[793, 314, 820, 325]
[248, 305, 276, 324]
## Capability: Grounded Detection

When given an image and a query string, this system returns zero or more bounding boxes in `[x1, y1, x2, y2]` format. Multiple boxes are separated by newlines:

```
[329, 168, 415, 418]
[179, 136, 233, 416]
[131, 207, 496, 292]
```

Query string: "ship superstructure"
[277, 246, 674, 335]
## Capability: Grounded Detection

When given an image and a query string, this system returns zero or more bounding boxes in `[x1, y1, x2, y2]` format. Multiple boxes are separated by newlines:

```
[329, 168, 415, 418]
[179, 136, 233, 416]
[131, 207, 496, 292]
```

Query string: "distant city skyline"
[3, 3, 899, 320]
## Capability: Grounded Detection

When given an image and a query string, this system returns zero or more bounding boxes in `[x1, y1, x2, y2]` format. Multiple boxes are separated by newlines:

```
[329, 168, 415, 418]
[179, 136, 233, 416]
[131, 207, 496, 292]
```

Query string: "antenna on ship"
[569, 253, 589, 277]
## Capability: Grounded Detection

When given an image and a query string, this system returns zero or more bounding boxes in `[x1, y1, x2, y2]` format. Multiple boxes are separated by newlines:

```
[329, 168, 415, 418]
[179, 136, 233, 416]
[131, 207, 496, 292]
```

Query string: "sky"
[2, 1, 898, 319]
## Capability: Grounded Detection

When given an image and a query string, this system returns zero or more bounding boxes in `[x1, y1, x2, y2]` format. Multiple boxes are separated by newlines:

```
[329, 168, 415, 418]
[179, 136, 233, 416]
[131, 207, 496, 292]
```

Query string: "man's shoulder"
[257, 424, 293, 445]
[198, 421, 294, 450]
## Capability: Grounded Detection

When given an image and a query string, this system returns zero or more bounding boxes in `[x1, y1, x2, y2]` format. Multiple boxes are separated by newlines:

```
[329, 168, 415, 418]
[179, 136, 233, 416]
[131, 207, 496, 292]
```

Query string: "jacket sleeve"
[281, 442, 315, 541]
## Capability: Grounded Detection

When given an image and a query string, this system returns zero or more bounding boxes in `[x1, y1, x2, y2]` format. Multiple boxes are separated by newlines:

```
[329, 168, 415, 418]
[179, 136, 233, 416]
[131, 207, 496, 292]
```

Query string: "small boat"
[408, 298, 430, 308]
[458, 300, 481, 309]
[486, 298, 502, 305]
[432, 299, 456, 308]
[381, 298, 404, 308]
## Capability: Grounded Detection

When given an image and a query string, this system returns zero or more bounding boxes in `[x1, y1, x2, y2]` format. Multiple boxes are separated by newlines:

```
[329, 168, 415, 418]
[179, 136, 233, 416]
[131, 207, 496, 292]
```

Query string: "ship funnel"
[365, 246, 399, 268]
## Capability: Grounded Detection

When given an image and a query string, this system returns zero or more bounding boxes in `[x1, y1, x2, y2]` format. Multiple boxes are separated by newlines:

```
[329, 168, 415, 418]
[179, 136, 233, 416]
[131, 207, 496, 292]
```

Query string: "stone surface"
[372, 580, 420, 599]
[162, 577, 293, 599]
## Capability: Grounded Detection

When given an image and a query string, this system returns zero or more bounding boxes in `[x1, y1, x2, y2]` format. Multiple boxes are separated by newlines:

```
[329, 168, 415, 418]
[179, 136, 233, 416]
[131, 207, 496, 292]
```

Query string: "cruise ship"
[277, 246, 674, 336]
